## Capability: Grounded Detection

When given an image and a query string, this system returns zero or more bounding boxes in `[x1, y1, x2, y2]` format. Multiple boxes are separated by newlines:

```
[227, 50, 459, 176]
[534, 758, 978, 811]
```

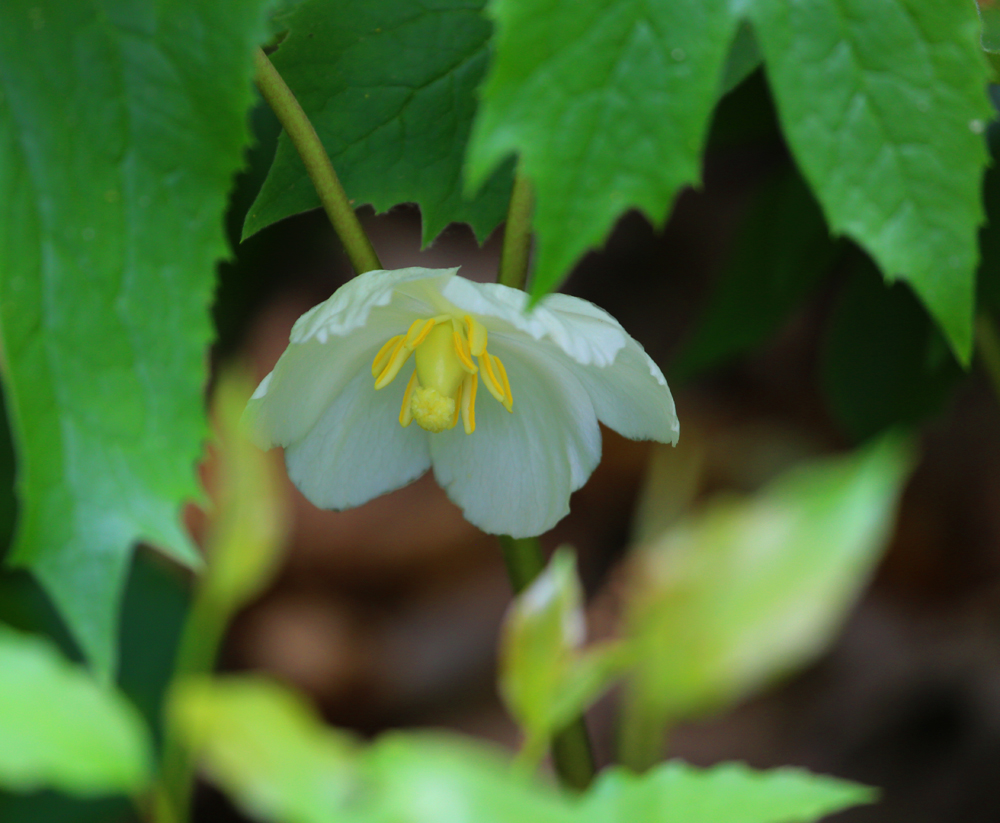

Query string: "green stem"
[975, 312, 1000, 407]
[498, 172, 534, 291]
[153, 592, 231, 823]
[253, 48, 381, 275]
[497, 535, 597, 790]
[617, 686, 668, 772]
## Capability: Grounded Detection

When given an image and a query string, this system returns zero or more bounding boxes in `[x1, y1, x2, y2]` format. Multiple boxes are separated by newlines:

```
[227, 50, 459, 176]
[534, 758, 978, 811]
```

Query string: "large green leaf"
[746, 0, 990, 363]
[467, 0, 740, 298]
[0, 625, 151, 796]
[580, 761, 873, 823]
[0, 1, 273, 677]
[620, 434, 913, 768]
[243, 0, 513, 245]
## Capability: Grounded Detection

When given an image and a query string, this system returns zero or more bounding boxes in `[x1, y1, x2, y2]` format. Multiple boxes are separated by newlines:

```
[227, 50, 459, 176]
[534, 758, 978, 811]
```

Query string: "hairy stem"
[498, 172, 535, 291]
[253, 48, 381, 275]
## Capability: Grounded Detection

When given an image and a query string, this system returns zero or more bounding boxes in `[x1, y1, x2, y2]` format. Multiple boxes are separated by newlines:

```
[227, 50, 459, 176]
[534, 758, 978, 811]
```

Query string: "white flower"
[245, 267, 678, 538]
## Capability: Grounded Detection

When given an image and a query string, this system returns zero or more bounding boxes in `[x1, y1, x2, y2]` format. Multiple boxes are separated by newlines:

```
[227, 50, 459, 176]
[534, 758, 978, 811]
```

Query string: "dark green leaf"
[0, 0, 274, 677]
[581, 761, 874, 823]
[719, 22, 762, 97]
[467, 0, 740, 297]
[673, 167, 834, 380]
[747, 0, 990, 362]
[244, 0, 513, 245]
[0, 626, 151, 796]
[822, 255, 962, 441]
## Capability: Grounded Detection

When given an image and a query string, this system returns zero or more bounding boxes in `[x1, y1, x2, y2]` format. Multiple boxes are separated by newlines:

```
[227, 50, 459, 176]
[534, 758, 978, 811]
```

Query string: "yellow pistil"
[372, 315, 514, 434]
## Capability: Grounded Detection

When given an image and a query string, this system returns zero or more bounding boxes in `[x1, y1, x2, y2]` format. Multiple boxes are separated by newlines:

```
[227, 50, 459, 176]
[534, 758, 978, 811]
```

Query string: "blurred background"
[3, 70, 1000, 822]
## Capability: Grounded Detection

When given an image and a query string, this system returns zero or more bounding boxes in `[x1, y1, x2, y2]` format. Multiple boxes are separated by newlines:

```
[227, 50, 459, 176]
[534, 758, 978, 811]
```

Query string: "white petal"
[429, 341, 601, 537]
[284, 365, 431, 510]
[291, 267, 457, 344]
[440, 278, 627, 367]
[570, 336, 678, 444]
[441, 281, 678, 445]
[244, 268, 456, 448]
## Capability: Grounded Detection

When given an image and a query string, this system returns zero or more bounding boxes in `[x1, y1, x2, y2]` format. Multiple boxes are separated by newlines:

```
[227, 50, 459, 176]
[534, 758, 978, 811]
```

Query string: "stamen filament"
[493, 354, 513, 411]
[375, 337, 411, 389]
[372, 335, 402, 377]
[399, 371, 418, 427]
[465, 315, 488, 356]
[461, 372, 477, 434]
[452, 328, 478, 373]
[479, 351, 505, 404]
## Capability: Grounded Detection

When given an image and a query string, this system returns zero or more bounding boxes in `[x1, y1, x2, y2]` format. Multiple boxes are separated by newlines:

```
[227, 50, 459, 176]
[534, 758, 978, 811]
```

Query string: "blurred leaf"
[244, 0, 513, 245]
[719, 23, 761, 98]
[171, 677, 357, 823]
[620, 434, 913, 768]
[203, 371, 290, 614]
[174, 676, 571, 823]
[0, 0, 274, 677]
[822, 256, 962, 442]
[467, 0, 739, 298]
[978, 0, 1000, 53]
[579, 761, 874, 823]
[500, 548, 622, 760]
[747, 0, 990, 363]
[0, 626, 151, 796]
[673, 168, 834, 380]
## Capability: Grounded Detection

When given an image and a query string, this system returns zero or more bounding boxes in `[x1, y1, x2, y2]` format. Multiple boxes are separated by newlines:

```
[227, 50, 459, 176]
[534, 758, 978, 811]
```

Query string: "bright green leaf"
[822, 255, 961, 441]
[0, 625, 151, 796]
[243, 0, 513, 245]
[0, 0, 273, 676]
[171, 677, 357, 823]
[174, 676, 572, 823]
[499, 548, 622, 757]
[746, 0, 990, 362]
[673, 167, 835, 381]
[620, 434, 913, 768]
[580, 761, 874, 823]
[467, 0, 739, 298]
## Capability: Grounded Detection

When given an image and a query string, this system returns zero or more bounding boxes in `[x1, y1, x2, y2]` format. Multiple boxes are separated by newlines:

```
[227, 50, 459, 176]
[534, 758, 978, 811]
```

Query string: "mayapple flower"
[244, 267, 678, 537]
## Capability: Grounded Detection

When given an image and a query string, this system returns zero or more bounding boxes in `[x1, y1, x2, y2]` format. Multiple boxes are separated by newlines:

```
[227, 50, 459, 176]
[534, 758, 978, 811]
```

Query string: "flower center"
[371, 315, 513, 434]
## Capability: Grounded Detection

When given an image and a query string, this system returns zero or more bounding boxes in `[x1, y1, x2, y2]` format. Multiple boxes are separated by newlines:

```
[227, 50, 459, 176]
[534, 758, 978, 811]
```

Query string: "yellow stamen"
[399, 371, 418, 427]
[461, 372, 477, 434]
[374, 337, 411, 389]
[405, 317, 437, 348]
[452, 327, 477, 373]
[493, 353, 513, 412]
[372, 314, 514, 434]
[465, 315, 487, 357]
[372, 335, 402, 377]
[479, 350, 505, 404]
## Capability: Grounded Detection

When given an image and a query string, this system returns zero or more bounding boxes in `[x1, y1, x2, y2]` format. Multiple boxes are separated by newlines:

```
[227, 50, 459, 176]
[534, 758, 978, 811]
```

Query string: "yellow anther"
[465, 315, 487, 357]
[479, 351, 505, 404]
[493, 354, 513, 412]
[405, 317, 437, 348]
[374, 337, 411, 389]
[399, 371, 418, 427]
[372, 335, 402, 377]
[461, 373, 477, 434]
[452, 327, 477, 373]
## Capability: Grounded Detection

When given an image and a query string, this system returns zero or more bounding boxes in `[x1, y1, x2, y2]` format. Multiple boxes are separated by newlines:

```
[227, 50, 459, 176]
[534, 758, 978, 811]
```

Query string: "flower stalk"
[495, 170, 597, 791]
[252, 48, 381, 275]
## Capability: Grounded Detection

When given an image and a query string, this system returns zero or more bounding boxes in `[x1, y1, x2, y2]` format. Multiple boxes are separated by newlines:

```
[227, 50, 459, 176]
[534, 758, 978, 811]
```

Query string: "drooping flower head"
[245, 267, 678, 537]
